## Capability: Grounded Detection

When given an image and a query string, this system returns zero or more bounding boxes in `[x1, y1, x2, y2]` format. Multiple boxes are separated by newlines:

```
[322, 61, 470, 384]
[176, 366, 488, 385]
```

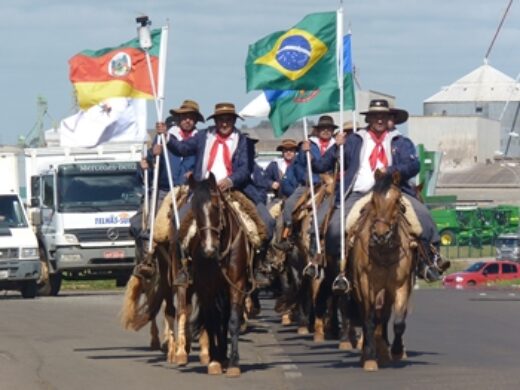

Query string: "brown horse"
[349, 170, 417, 371]
[179, 174, 251, 377]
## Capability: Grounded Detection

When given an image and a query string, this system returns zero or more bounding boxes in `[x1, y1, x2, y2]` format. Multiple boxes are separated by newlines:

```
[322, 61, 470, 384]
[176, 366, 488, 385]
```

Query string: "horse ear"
[392, 170, 401, 185]
[208, 172, 217, 189]
[188, 172, 196, 190]
[374, 169, 384, 181]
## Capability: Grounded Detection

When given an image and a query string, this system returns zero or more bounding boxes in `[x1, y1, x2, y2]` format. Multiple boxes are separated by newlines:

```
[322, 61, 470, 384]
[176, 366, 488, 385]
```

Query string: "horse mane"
[372, 172, 395, 194]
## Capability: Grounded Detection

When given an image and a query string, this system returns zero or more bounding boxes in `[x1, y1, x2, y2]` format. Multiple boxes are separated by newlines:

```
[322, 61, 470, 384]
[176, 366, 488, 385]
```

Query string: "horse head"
[188, 173, 223, 258]
[369, 170, 402, 247]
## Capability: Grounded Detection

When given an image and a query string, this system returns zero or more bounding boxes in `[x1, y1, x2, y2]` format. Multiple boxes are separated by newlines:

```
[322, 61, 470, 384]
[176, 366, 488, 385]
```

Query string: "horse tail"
[119, 275, 150, 331]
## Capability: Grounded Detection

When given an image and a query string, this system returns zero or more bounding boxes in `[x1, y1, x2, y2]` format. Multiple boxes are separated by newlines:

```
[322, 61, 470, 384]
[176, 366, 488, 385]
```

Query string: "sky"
[1, 0, 519, 145]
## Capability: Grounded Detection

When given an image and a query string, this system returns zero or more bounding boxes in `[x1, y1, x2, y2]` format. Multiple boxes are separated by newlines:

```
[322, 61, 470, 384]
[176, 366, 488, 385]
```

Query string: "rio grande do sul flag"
[69, 29, 161, 109]
[245, 12, 337, 92]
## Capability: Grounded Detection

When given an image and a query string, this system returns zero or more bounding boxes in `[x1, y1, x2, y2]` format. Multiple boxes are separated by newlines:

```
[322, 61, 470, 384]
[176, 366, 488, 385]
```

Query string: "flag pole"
[137, 19, 180, 258]
[303, 117, 322, 260]
[337, 6, 347, 277]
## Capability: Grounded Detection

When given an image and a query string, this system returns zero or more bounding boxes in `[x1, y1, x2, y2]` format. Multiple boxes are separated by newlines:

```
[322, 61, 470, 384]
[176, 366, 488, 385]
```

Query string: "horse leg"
[164, 289, 176, 364]
[198, 328, 210, 365]
[361, 308, 379, 372]
[205, 310, 222, 375]
[175, 286, 189, 366]
[391, 285, 410, 361]
[374, 290, 391, 367]
[312, 278, 327, 342]
[226, 302, 242, 377]
[338, 295, 358, 350]
[149, 317, 160, 350]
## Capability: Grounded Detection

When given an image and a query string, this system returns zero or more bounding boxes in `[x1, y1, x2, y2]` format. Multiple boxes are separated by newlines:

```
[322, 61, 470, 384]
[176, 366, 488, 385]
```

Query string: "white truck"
[25, 144, 143, 295]
[0, 152, 40, 298]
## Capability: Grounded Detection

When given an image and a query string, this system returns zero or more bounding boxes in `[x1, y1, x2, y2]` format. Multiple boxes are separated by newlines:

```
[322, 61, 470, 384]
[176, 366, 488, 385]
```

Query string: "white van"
[495, 233, 520, 262]
[0, 192, 40, 298]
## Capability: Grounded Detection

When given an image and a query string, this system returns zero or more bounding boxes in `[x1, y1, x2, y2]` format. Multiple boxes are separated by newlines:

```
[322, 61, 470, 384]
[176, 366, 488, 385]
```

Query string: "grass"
[62, 279, 121, 290]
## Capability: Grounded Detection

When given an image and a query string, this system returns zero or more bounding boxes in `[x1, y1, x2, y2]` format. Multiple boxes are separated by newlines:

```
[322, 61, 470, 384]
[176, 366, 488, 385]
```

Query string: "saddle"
[291, 173, 335, 224]
[153, 185, 190, 243]
[178, 190, 268, 251]
[345, 192, 423, 245]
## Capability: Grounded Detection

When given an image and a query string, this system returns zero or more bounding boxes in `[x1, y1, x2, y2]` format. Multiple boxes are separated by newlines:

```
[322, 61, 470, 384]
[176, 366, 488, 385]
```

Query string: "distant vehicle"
[0, 193, 40, 298]
[442, 260, 520, 288]
[495, 233, 520, 261]
[25, 144, 143, 296]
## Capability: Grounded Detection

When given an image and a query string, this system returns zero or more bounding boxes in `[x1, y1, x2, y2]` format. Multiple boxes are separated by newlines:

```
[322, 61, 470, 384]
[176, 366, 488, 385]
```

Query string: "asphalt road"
[1, 287, 520, 390]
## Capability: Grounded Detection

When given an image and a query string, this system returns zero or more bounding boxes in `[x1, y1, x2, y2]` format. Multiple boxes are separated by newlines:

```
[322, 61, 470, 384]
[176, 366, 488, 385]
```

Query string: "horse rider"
[264, 139, 299, 201]
[155, 102, 273, 286]
[275, 115, 338, 258]
[244, 134, 276, 285]
[314, 99, 449, 292]
[129, 99, 204, 272]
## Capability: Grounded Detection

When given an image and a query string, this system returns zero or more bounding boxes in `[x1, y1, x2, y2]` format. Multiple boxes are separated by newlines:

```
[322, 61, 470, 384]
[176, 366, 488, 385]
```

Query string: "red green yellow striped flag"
[69, 29, 161, 109]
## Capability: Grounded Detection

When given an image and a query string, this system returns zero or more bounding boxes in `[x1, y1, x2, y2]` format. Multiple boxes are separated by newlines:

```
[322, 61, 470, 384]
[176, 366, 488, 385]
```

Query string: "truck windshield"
[0, 195, 28, 228]
[57, 162, 142, 212]
[495, 238, 520, 247]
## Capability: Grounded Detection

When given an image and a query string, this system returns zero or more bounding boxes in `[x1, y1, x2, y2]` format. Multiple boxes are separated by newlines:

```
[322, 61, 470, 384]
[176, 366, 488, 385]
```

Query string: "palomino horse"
[179, 174, 251, 377]
[349, 170, 417, 371]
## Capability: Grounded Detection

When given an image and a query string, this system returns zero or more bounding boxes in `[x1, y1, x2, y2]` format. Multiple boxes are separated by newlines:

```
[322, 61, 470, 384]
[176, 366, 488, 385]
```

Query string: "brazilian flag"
[246, 12, 337, 92]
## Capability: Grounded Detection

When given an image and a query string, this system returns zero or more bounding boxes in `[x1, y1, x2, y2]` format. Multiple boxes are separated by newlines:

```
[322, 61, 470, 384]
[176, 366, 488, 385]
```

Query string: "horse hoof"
[363, 360, 378, 372]
[226, 366, 241, 378]
[313, 333, 325, 343]
[167, 352, 176, 364]
[297, 326, 309, 335]
[339, 341, 353, 351]
[281, 313, 291, 326]
[199, 354, 210, 366]
[392, 350, 407, 361]
[208, 361, 222, 375]
[176, 353, 188, 366]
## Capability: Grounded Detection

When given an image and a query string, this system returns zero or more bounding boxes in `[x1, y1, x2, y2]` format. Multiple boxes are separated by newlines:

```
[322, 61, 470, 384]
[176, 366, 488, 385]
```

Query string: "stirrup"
[420, 265, 441, 283]
[173, 269, 192, 287]
[303, 262, 320, 279]
[133, 263, 155, 280]
[332, 274, 351, 294]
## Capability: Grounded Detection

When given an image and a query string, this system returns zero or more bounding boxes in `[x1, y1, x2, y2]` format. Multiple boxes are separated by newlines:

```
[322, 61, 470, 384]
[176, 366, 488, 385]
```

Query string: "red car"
[442, 260, 520, 287]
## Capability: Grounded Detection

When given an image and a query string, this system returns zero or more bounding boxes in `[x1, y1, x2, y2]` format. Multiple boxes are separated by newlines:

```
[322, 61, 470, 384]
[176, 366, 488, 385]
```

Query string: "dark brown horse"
[181, 174, 251, 377]
[349, 170, 417, 371]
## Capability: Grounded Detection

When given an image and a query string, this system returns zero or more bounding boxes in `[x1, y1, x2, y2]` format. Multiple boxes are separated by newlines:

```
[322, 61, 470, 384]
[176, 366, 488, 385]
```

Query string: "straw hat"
[207, 102, 243, 121]
[169, 99, 205, 123]
[342, 120, 360, 133]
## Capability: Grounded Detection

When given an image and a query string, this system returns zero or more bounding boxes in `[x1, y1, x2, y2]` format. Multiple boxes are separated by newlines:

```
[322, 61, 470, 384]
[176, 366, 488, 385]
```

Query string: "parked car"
[442, 260, 520, 288]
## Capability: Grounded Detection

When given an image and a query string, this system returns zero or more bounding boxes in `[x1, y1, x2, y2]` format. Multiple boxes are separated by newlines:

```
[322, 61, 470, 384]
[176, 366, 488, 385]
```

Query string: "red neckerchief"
[319, 138, 330, 156]
[207, 132, 232, 176]
[284, 158, 293, 166]
[368, 130, 388, 171]
[179, 129, 192, 140]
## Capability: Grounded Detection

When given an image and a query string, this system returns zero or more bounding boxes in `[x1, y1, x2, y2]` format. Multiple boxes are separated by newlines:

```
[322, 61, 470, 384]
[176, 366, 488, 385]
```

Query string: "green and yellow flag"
[246, 12, 337, 92]
[69, 29, 162, 109]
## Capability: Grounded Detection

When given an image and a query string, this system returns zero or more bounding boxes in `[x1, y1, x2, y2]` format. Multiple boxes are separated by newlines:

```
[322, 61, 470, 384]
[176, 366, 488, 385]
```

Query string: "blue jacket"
[264, 160, 282, 188]
[312, 130, 419, 205]
[242, 137, 268, 204]
[165, 126, 251, 191]
[281, 140, 336, 196]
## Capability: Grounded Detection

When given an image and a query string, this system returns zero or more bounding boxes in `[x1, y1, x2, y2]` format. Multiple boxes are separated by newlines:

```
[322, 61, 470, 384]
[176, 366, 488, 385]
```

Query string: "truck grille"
[65, 228, 132, 243]
[0, 248, 19, 259]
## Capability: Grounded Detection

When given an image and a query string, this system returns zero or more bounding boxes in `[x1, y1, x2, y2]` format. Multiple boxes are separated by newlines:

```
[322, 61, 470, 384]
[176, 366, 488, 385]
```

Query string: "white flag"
[239, 93, 270, 118]
[58, 98, 147, 147]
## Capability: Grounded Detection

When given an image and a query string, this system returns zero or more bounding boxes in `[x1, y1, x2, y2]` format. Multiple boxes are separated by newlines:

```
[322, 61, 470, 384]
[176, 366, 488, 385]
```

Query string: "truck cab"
[495, 233, 520, 262]
[25, 144, 142, 295]
[0, 193, 40, 298]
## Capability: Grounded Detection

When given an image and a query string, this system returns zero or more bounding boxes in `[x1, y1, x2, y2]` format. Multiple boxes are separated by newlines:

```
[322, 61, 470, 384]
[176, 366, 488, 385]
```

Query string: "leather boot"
[273, 224, 293, 251]
[253, 244, 271, 286]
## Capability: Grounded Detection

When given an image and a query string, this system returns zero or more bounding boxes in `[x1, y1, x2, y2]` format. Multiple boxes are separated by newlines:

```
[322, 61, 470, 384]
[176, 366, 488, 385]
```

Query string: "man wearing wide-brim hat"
[274, 115, 338, 260]
[314, 99, 450, 291]
[156, 102, 273, 285]
[264, 139, 299, 198]
[129, 99, 204, 274]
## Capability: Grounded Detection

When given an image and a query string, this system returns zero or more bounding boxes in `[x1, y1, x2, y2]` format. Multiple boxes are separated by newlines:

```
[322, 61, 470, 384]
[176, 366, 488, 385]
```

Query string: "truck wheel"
[440, 230, 456, 246]
[21, 280, 37, 299]
[38, 257, 62, 296]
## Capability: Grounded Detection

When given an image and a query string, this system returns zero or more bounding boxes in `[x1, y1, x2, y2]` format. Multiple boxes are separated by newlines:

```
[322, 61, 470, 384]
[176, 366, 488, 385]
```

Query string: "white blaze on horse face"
[202, 203, 215, 255]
